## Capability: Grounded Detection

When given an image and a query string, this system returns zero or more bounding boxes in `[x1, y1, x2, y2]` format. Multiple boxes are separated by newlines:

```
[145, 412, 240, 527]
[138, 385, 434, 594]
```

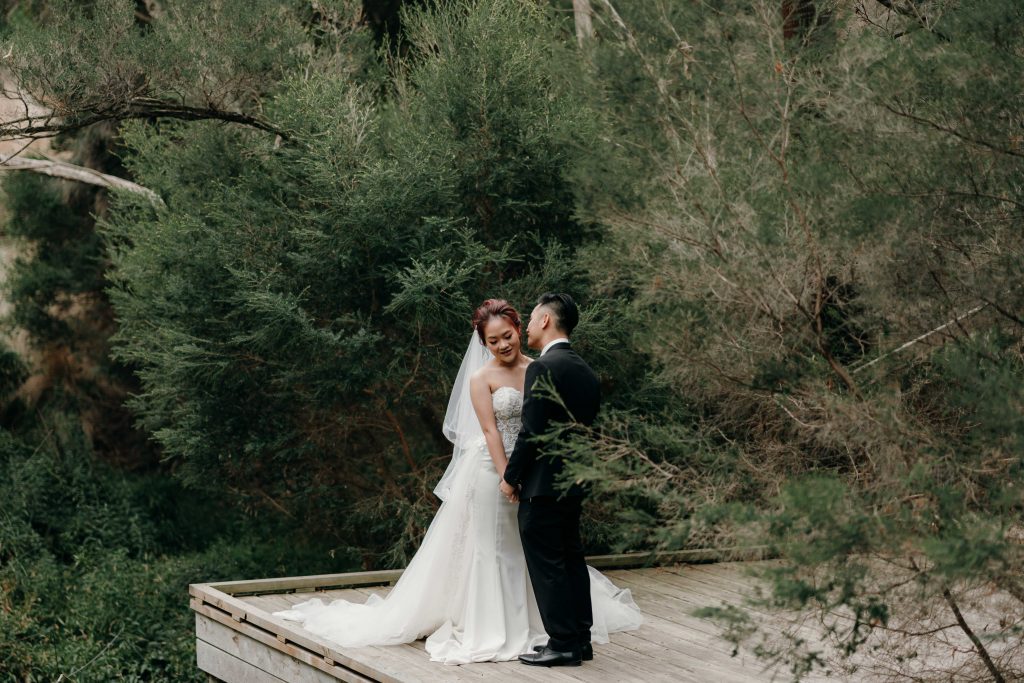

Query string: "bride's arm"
[469, 373, 509, 477]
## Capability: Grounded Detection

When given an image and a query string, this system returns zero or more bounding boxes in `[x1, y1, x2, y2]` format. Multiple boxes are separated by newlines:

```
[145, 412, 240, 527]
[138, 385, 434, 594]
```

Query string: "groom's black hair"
[537, 292, 579, 335]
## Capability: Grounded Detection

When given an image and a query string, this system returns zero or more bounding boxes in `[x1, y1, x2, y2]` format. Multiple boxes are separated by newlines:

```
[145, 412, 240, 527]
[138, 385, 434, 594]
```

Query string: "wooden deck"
[189, 548, 855, 682]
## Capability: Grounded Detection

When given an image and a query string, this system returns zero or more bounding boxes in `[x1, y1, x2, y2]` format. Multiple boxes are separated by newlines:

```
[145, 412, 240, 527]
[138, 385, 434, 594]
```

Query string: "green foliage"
[0, 407, 350, 682]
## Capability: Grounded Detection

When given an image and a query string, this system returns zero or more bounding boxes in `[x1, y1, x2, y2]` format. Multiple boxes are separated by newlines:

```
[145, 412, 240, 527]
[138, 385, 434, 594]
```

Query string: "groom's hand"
[499, 479, 518, 503]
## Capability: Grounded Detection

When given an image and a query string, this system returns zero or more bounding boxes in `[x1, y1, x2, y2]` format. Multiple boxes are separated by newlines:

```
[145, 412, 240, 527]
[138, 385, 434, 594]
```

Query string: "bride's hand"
[499, 478, 518, 502]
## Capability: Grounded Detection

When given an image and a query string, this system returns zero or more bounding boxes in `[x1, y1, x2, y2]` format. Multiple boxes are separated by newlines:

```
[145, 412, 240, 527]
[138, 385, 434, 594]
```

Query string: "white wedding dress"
[273, 386, 642, 664]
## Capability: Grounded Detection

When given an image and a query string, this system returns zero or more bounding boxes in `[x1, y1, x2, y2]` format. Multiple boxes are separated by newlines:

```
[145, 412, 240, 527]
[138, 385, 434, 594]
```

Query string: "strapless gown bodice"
[490, 386, 523, 454]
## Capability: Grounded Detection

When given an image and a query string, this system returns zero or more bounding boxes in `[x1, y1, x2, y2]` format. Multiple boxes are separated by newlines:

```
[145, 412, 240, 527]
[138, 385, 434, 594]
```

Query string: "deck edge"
[192, 546, 769, 596]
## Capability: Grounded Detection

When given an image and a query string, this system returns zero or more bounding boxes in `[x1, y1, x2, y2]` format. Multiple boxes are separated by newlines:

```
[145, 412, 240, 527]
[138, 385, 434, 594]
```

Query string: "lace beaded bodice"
[491, 386, 523, 453]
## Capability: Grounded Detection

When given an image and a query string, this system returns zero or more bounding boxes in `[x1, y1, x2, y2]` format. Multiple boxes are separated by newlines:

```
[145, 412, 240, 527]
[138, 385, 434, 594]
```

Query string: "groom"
[500, 292, 600, 667]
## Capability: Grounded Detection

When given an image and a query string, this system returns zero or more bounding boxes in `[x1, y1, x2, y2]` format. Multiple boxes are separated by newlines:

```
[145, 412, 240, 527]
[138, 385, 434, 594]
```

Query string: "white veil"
[434, 333, 492, 501]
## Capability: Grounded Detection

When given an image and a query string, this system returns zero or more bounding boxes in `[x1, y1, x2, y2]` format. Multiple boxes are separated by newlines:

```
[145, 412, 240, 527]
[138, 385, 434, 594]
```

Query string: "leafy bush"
[0, 408, 348, 682]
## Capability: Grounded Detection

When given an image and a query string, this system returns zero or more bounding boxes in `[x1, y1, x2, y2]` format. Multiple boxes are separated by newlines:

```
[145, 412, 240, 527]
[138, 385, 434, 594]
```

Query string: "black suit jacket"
[503, 342, 601, 499]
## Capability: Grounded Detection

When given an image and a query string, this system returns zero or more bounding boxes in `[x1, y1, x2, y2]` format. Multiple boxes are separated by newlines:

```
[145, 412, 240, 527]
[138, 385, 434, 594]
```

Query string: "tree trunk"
[573, 0, 594, 46]
[782, 0, 817, 40]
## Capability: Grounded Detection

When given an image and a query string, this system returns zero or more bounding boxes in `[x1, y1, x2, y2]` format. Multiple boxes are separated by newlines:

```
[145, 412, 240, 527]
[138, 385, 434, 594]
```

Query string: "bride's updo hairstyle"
[472, 299, 521, 345]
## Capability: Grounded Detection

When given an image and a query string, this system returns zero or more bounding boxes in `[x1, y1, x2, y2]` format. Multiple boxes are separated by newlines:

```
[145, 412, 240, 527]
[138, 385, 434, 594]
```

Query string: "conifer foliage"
[101, 0, 601, 547]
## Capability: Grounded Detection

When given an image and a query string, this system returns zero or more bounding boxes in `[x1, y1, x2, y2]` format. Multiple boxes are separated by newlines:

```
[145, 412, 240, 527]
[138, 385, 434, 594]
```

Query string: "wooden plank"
[653, 566, 831, 636]
[261, 587, 370, 609]
[391, 647, 484, 682]
[619, 570, 844, 681]
[663, 566, 817, 626]
[607, 575, 835, 682]
[239, 587, 445, 682]
[197, 614, 343, 683]
[196, 639, 288, 683]
[397, 639, 582, 683]
[608, 637, 757, 683]
[276, 590, 337, 607]
[243, 593, 301, 615]
[631, 610, 743, 659]
[614, 622, 761, 682]
[578, 639, 692, 682]
[682, 564, 772, 595]
[201, 569, 405, 596]
[618, 568, 829, 649]
[192, 600, 380, 683]
[623, 567, 757, 608]
[239, 585, 480, 683]
[586, 547, 770, 570]
[606, 572, 733, 638]
[620, 566, 761, 612]
[191, 589, 406, 683]
[608, 630, 752, 683]
[367, 565, 774, 682]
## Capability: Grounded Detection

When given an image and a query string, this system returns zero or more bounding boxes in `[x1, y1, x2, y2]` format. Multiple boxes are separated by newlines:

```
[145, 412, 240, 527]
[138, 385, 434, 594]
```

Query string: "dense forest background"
[0, 0, 1020, 680]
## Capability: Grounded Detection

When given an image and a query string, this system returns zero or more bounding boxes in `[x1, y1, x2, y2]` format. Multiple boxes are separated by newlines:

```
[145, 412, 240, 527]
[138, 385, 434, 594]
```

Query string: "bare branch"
[0, 155, 164, 208]
[851, 302, 989, 374]
[942, 586, 1006, 683]
[0, 101, 287, 143]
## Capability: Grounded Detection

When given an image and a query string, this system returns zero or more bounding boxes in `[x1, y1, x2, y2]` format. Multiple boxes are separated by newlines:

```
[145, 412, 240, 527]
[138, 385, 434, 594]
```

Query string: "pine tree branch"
[0, 155, 165, 208]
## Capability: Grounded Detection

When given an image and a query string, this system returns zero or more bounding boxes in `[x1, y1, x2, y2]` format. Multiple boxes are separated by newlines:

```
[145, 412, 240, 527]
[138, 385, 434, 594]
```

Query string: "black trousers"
[517, 496, 593, 653]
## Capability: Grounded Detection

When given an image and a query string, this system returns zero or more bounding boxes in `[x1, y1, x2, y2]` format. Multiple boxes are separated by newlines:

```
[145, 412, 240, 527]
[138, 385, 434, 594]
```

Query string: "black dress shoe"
[533, 642, 593, 661]
[519, 646, 582, 667]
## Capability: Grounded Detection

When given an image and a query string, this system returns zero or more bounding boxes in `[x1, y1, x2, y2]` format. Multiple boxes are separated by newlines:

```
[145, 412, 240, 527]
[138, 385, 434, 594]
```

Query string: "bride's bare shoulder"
[471, 364, 497, 385]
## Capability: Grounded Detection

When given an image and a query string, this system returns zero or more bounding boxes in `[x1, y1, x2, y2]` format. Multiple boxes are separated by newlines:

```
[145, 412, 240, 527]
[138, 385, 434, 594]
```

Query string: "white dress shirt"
[540, 337, 570, 357]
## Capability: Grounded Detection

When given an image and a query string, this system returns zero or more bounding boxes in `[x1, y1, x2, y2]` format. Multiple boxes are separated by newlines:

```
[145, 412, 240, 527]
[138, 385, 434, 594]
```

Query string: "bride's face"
[482, 316, 521, 364]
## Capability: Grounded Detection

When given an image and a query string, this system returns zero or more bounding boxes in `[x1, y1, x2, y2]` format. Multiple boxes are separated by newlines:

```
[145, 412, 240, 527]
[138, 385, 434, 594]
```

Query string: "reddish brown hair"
[472, 299, 521, 344]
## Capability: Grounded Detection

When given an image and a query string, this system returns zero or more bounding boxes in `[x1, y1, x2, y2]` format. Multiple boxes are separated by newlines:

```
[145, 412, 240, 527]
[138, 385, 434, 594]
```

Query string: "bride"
[273, 299, 642, 665]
